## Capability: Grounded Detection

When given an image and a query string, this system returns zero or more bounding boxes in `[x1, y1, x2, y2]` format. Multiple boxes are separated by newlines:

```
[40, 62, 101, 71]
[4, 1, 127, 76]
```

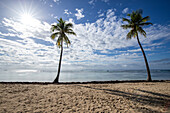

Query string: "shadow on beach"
[75, 84, 170, 112]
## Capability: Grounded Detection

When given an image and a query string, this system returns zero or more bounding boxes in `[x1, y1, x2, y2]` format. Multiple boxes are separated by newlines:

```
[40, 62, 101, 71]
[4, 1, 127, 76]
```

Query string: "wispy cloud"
[122, 8, 129, 14]
[53, 0, 60, 5]
[0, 8, 170, 71]
[151, 58, 170, 63]
[89, 0, 109, 5]
[97, 9, 105, 17]
[101, 0, 109, 3]
[53, 0, 59, 3]
[0, 17, 57, 69]
[64, 9, 72, 15]
[127, 48, 152, 52]
[98, 13, 104, 17]
[75, 8, 85, 20]
[150, 58, 170, 69]
[89, 0, 96, 5]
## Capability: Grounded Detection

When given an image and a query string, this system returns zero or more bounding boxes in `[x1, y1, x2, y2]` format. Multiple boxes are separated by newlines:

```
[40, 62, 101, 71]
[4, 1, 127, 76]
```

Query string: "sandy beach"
[0, 82, 170, 113]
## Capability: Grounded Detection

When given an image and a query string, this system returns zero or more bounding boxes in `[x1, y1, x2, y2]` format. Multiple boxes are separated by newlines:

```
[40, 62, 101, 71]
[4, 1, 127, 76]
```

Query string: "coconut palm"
[121, 9, 153, 81]
[51, 18, 76, 83]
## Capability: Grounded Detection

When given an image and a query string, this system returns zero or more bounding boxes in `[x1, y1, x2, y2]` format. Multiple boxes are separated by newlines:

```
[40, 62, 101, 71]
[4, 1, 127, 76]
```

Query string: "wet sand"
[0, 82, 170, 112]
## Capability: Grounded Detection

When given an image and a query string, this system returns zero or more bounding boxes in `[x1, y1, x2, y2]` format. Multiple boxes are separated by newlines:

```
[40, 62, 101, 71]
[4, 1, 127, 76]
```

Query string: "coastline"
[0, 80, 169, 84]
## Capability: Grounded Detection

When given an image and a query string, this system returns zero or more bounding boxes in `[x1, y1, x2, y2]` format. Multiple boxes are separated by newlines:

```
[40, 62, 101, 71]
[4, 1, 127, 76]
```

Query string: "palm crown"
[51, 18, 76, 47]
[121, 9, 152, 39]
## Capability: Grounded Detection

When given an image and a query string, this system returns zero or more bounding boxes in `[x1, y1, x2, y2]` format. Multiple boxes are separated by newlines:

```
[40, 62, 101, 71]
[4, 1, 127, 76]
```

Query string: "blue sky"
[0, 0, 170, 72]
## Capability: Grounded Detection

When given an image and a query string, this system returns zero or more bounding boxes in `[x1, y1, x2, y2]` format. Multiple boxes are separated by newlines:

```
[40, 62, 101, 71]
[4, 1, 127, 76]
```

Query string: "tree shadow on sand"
[76, 85, 170, 112]
[136, 89, 170, 98]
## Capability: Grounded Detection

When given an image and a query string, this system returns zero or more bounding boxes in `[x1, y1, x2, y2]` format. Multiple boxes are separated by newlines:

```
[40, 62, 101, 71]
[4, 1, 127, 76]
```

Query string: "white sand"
[0, 82, 170, 113]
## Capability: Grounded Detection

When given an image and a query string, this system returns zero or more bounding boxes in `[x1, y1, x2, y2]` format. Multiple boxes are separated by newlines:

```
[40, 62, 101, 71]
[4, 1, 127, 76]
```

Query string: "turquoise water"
[0, 69, 170, 82]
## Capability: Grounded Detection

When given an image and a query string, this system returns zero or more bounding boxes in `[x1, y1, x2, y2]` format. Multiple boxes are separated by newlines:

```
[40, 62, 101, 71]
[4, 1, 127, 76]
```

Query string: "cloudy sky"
[0, 0, 170, 72]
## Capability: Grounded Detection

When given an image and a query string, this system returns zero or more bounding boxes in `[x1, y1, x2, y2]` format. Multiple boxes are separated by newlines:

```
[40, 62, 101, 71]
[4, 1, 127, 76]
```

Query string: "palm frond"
[51, 25, 60, 32]
[127, 13, 131, 17]
[65, 23, 73, 28]
[121, 9, 152, 40]
[139, 22, 153, 26]
[56, 36, 63, 48]
[127, 29, 136, 39]
[64, 23, 74, 32]
[57, 18, 65, 30]
[65, 28, 74, 32]
[51, 32, 60, 40]
[50, 18, 76, 48]
[63, 35, 71, 47]
[139, 16, 150, 23]
[121, 24, 133, 29]
[122, 18, 131, 24]
[137, 27, 146, 37]
[65, 31, 76, 36]
[57, 18, 64, 23]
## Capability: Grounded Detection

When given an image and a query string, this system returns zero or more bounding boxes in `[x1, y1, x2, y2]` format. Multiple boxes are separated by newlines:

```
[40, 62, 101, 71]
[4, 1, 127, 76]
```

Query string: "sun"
[21, 13, 33, 24]
[20, 13, 37, 26]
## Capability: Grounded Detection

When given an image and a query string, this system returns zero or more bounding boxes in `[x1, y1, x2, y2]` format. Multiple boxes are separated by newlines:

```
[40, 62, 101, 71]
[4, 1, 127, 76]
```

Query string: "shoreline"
[0, 80, 169, 85]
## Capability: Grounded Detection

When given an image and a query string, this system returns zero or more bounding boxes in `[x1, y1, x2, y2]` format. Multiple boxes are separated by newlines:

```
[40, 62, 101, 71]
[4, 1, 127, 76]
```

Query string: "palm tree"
[51, 18, 76, 83]
[121, 9, 153, 81]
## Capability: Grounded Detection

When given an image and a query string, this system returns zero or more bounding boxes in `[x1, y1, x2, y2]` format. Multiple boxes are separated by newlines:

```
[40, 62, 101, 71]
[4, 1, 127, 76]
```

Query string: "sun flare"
[20, 13, 37, 26]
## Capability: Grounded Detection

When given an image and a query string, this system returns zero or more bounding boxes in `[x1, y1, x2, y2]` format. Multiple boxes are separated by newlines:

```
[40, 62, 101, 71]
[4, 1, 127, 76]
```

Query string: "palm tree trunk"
[136, 34, 152, 81]
[53, 44, 63, 83]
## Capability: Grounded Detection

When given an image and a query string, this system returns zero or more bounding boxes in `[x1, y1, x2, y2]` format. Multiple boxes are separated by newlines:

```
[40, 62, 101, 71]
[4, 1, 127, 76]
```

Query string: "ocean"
[0, 69, 170, 82]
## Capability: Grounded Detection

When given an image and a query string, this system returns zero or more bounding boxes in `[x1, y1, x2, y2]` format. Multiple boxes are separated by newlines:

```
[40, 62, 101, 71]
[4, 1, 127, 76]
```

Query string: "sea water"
[0, 69, 170, 82]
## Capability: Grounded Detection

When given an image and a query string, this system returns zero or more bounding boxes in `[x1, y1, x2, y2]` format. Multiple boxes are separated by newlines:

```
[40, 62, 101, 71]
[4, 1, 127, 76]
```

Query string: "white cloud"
[75, 8, 85, 20]
[1, 18, 51, 40]
[101, 0, 109, 3]
[106, 9, 115, 19]
[0, 8, 170, 73]
[0, 17, 57, 69]
[53, 0, 60, 4]
[122, 8, 129, 14]
[127, 48, 152, 52]
[64, 9, 72, 15]
[97, 9, 105, 17]
[98, 13, 104, 17]
[89, 0, 109, 5]
[88, 0, 96, 5]
[53, 0, 59, 2]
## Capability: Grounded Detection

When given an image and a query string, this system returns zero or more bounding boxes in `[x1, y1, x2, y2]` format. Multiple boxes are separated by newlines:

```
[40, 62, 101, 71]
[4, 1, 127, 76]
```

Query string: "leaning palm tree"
[121, 9, 153, 81]
[51, 18, 76, 83]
